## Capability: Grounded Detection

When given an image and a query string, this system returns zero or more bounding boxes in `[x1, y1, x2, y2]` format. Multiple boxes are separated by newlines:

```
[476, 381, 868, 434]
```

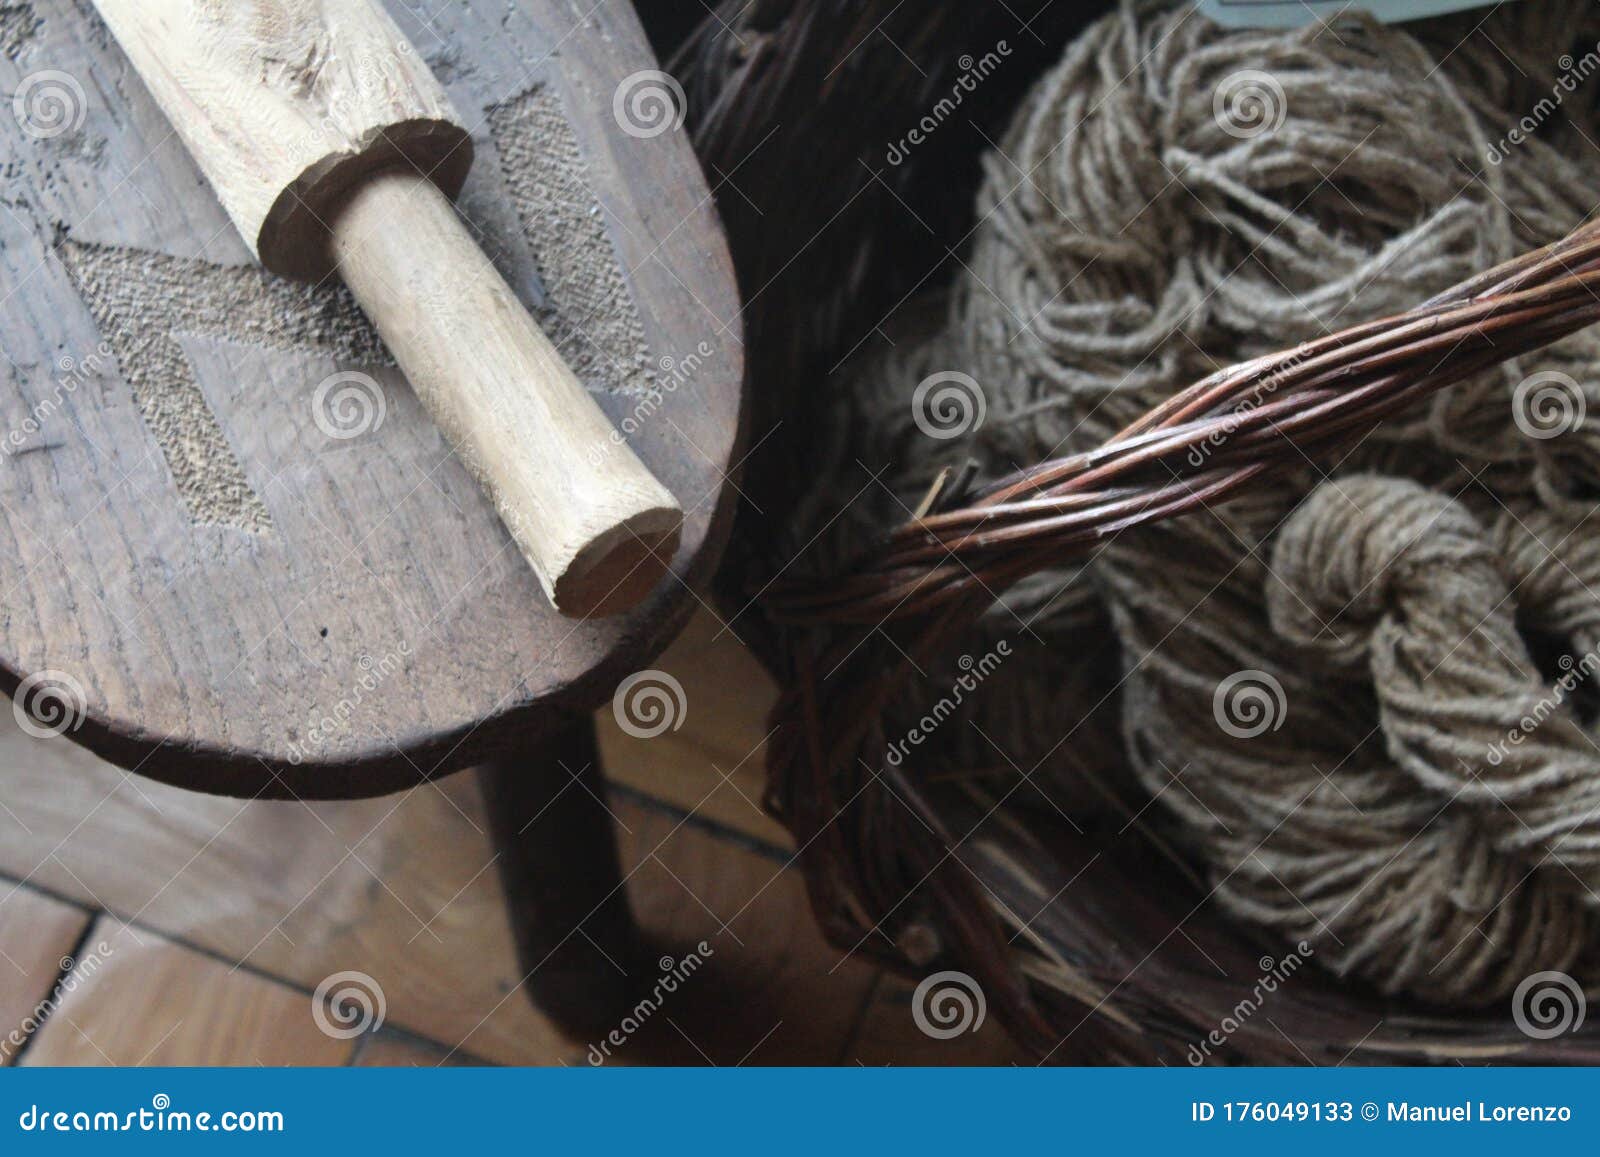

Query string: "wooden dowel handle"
[328, 169, 682, 618]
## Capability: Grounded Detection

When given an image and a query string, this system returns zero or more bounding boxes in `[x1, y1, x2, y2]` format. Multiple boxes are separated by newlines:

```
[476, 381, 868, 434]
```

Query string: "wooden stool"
[0, 1, 743, 1033]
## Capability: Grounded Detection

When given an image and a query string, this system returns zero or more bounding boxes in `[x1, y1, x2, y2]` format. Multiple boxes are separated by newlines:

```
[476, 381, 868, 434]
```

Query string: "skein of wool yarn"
[785, 0, 1600, 1003]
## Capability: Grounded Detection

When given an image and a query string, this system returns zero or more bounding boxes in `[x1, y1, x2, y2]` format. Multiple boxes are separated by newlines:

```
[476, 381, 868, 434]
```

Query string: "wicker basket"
[650, 0, 1600, 1063]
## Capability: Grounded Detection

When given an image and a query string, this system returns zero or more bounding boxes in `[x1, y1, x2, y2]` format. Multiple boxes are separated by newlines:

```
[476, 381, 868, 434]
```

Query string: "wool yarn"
[789, 0, 1600, 1003]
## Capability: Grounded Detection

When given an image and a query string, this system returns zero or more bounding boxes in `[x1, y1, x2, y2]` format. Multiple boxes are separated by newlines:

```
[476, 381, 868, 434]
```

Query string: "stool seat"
[0, 0, 743, 799]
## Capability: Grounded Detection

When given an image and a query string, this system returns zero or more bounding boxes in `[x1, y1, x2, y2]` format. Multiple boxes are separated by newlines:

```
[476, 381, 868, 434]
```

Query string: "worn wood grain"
[0, 0, 743, 796]
[96, 0, 684, 615]
[331, 171, 682, 616]
[0, 884, 89, 1064]
[22, 917, 356, 1065]
[90, 0, 469, 279]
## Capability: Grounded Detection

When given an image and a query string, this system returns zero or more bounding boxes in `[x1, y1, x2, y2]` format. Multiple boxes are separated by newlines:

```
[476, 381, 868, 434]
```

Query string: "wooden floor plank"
[0, 723, 571, 1063]
[0, 885, 90, 1065]
[22, 917, 355, 1066]
[595, 611, 789, 848]
[0, 703, 875, 1064]
[544, 799, 876, 1066]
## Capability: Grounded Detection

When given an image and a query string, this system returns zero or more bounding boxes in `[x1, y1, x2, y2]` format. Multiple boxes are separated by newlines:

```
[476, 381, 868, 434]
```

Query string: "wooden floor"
[0, 612, 1027, 1066]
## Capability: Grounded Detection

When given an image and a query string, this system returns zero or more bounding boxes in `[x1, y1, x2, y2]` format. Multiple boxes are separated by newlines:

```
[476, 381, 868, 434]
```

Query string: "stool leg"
[477, 715, 639, 1035]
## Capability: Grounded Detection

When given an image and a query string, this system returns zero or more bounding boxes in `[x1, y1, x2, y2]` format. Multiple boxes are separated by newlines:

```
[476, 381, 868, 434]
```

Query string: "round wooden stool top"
[0, 1, 744, 798]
